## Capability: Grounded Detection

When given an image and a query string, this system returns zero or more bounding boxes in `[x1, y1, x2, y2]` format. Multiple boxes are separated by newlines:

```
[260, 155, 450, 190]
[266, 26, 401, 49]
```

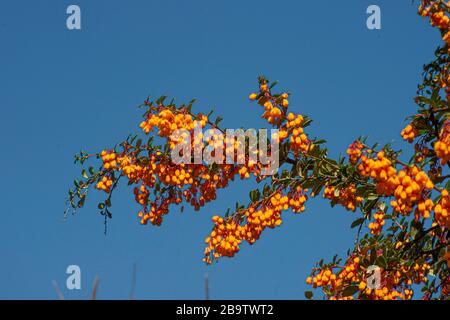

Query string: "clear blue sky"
[0, 0, 441, 299]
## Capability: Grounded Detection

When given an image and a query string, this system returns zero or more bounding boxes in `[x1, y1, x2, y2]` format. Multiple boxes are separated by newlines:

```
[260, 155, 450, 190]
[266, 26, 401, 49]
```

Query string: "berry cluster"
[249, 84, 312, 155]
[95, 176, 113, 193]
[100, 150, 117, 170]
[358, 151, 398, 195]
[369, 211, 385, 236]
[401, 124, 418, 143]
[346, 141, 364, 165]
[307, 251, 431, 300]
[430, 10, 450, 29]
[434, 120, 450, 165]
[323, 184, 363, 212]
[390, 167, 434, 215]
[435, 189, 450, 227]
[204, 187, 308, 264]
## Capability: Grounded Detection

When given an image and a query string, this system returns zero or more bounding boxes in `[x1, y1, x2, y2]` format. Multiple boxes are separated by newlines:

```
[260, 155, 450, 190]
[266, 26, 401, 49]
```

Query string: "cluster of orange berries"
[376, 262, 430, 300]
[390, 167, 434, 215]
[238, 166, 252, 179]
[420, 1, 450, 55]
[288, 186, 308, 213]
[430, 10, 450, 29]
[133, 184, 149, 206]
[246, 189, 305, 225]
[139, 108, 208, 147]
[194, 85, 310, 262]
[244, 204, 283, 236]
[368, 287, 408, 300]
[97, 141, 244, 226]
[356, 270, 407, 300]
[265, 115, 312, 155]
[346, 141, 364, 165]
[401, 124, 418, 143]
[357, 151, 435, 216]
[352, 146, 438, 218]
[204, 216, 245, 264]
[358, 151, 398, 195]
[361, 261, 430, 300]
[306, 257, 362, 298]
[435, 189, 450, 227]
[369, 211, 385, 236]
[129, 103, 273, 224]
[160, 164, 230, 212]
[249, 87, 312, 155]
[406, 263, 431, 284]
[117, 155, 147, 183]
[285, 112, 303, 129]
[361, 284, 410, 300]
[95, 176, 113, 193]
[415, 197, 434, 219]
[286, 113, 312, 155]
[250, 86, 288, 125]
[307, 251, 432, 300]
[116, 154, 188, 226]
[338, 257, 362, 285]
[261, 100, 283, 125]
[323, 184, 363, 212]
[100, 150, 118, 170]
[132, 182, 177, 226]
[241, 193, 289, 243]
[159, 165, 195, 187]
[138, 198, 172, 226]
[204, 187, 309, 264]
[434, 120, 450, 165]
[306, 268, 337, 289]
[329, 295, 355, 301]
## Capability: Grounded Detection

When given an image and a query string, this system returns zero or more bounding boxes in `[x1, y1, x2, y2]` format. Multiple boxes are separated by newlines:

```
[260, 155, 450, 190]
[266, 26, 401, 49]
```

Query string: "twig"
[91, 276, 100, 300]
[204, 273, 210, 300]
[51, 280, 65, 300]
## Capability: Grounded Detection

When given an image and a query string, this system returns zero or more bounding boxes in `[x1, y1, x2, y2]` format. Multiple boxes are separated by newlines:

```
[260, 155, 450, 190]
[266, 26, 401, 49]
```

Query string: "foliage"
[67, 0, 450, 300]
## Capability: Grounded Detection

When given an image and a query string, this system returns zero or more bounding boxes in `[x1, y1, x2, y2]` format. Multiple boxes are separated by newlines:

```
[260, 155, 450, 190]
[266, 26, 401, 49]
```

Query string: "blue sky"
[0, 0, 441, 299]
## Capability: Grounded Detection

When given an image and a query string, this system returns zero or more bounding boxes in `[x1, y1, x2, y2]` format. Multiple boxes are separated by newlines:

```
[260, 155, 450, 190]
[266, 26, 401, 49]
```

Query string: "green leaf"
[370, 249, 377, 264]
[249, 190, 260, 202]
[375, 255, 387, 269]
[304, 291, 313, 299]
[342, 286, 359, 297]
[136, 139, 142, 148]
[215, 116, 223, 126]
[377, 202, 386, 211]
[269, 80, 279, 89]
[366, 194, 379, 201]
[156, 95, 167, 105]
[351, 218, 365, 229]
[312, 180, 326, 196]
